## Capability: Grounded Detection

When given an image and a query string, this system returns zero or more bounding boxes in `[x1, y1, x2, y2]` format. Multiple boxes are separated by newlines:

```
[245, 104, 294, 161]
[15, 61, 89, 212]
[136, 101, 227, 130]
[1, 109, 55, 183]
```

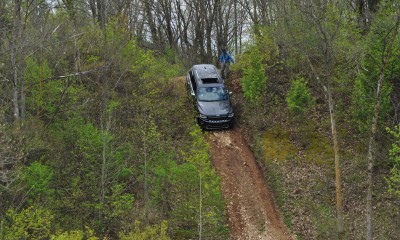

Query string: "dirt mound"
[207, 128, 295, 240]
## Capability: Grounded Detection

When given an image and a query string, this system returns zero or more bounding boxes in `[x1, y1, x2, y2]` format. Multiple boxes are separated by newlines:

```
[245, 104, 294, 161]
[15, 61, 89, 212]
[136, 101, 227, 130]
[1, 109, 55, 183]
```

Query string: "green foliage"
[2, 4, 213, 239]
[180, 127, 227, 238]
[106, 184, 135, 218]
[119, 221, 170, 240]
[185, 127, 210, 172]
[75, 121, 106, 161]
[164, 46, 176, 61]
[25, 57, 53, 84]
[24, 57, 56, 114]
[24, 56, 86, 119]
[46, 118, 103, 227]
[235, 29, 278, 104]
[51, 227, 99, 240]
[106, 100, 121, 113]
[52, 231, 85, 240]
[386, 125, 400, 197]
[151, 127, 228, 239]
[256, 28, 280, 62]
[121, 39, 180, 83]
[102, 184, 135, 232]
[141, 116, 162, 152]
[46, 116, 135, 235]
[286, 77, 315, 113]
[21, 161, 54, 202]
[351, 2, 400, 133]
[239, 45, 267, 103]
[234, 28, 280, 72]
[0, 207, 54, 240]
[352, 69, 393, 133]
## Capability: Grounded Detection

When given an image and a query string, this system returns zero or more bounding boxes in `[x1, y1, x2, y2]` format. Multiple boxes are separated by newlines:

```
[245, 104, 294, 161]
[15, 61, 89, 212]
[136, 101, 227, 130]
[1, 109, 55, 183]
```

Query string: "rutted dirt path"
[207, 128, 295, 240]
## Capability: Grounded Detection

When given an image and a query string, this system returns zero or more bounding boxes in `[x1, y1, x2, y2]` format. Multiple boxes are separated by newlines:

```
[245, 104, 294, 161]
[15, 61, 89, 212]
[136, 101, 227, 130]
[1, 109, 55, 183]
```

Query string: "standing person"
[219, 48, 234, 79]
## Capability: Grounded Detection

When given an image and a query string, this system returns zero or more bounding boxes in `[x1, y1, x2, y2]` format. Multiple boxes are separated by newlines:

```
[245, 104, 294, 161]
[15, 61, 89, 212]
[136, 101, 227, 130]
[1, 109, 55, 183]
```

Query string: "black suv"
[186, 64, 234, 130]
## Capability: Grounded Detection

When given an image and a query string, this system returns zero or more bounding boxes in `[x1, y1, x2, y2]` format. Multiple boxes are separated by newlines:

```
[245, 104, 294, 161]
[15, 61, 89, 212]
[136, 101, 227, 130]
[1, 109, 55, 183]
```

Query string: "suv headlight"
[199, 114, 207, 119]
[228, 112, 234, 118]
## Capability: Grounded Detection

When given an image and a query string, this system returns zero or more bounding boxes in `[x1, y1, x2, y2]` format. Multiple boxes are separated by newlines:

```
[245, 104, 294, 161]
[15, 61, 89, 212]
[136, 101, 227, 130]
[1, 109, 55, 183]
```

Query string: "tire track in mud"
[207, 127, 294, 240]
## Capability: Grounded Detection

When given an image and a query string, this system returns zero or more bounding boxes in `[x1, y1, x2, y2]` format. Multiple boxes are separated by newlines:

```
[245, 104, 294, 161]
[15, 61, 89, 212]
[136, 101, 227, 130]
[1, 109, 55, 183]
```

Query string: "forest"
[1, 0, 400, 239]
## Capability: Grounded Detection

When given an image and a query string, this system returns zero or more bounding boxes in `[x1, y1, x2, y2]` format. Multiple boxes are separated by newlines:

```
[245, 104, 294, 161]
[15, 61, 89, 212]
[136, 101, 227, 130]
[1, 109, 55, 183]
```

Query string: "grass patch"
[263, 126, 298, 162]
[303, 131, 334, 166]
[311, 203, 337, 239]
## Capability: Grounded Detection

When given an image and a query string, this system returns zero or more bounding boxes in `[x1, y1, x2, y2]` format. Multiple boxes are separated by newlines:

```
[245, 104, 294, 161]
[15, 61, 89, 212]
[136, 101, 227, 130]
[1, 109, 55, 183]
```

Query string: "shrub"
[240, 45, 267, 104]
[286, 77, 314, 113]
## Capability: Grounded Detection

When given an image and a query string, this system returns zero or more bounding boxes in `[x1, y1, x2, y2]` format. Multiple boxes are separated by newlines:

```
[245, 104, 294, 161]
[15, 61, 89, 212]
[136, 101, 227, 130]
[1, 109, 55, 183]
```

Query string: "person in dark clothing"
[219, 48, 234, 79]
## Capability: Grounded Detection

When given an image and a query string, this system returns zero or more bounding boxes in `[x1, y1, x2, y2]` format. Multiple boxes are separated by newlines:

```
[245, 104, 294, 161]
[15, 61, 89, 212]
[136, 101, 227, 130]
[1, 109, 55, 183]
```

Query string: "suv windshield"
[197, 86, 228, 101]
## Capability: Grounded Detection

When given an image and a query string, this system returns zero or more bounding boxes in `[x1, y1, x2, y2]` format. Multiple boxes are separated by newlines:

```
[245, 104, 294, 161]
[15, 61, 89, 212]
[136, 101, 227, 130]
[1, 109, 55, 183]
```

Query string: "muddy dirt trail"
[207, 127, 295, 240]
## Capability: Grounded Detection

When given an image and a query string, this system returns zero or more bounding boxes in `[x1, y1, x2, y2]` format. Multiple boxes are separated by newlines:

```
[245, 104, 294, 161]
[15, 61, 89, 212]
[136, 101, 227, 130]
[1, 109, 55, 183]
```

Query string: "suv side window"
[189, 70, 197, 93]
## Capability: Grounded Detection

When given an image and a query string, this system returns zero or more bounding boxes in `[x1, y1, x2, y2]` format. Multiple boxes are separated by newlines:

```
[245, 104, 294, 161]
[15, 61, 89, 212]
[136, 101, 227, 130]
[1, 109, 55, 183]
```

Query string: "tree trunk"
[215, 0, 224, 52]
[234, 0, 238, 55]
[99, 111, 109, 221]
[365, 61, 383, 240]
[88, 0, 97, 21]
[11, 0, 22, 122]
[143, 113, 149, 226]
[366, 10, 400, 240]
[19, 18, 26, 122]
[205, 1, 214, 63]
[98, 9, 110, 223]
[161, 0, 175, 49]
[327, 87, 345, 238]
[307, 56, 345, 238]
[144, 0, 159, 45]
[252, 0, 260, 36]
[20, 57, 25, 121]
[97, 0, 106, 28]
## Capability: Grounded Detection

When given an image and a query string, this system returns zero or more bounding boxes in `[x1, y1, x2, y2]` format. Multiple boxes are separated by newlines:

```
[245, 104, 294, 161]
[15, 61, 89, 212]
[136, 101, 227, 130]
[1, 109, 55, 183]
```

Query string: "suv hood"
[197, 101, 232, 116]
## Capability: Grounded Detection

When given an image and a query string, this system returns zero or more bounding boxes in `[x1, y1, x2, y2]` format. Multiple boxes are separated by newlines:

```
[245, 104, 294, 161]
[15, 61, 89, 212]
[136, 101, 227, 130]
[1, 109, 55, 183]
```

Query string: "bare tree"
[366, 8, 400, 240]
[8, 0, 52, 122]
[175, 0, 192, 54]
[215, 0, 234, 56]
[159, 0, 175, 48]
[11, 0, 22, 122]
[144, 0, 160, 45]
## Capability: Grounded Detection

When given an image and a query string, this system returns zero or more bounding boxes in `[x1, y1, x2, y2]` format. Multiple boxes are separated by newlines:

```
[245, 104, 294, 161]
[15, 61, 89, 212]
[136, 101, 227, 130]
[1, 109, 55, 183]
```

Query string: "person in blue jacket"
[219, 48, 234, 79]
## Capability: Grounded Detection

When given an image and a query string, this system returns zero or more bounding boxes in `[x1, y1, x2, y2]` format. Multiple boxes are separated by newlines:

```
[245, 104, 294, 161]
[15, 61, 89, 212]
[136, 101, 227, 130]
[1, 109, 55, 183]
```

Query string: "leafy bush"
[119, 221, 170, 240]
[235, 29, 278, 104]
[51, 227, 98, 240]
[286, 77, 315, 113]
[21, 161, 55, 203]
[240, 45, 267, 103]
[0, 207, 54, 239]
